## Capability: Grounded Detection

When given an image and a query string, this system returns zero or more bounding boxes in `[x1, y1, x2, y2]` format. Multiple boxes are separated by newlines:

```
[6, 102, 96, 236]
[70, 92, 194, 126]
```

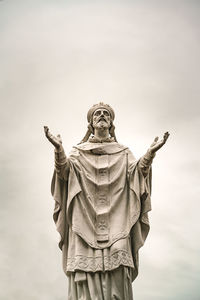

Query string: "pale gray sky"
[0, 0, 200, 299]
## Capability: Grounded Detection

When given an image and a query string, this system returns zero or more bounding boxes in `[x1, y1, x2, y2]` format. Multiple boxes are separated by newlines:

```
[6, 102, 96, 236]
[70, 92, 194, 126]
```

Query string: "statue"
[44, 103, 169, 300]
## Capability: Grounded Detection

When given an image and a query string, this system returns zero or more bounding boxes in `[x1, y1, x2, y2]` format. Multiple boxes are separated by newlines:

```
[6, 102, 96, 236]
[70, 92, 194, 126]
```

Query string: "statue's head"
[88, 103, 114, 132]
[92, 108, 111, 130]
[87, 102, 115, 125]
[79, 102, 117, 143]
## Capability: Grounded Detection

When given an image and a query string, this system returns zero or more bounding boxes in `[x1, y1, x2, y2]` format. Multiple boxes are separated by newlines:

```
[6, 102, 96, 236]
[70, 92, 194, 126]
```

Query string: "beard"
[93, 119, 110, 130]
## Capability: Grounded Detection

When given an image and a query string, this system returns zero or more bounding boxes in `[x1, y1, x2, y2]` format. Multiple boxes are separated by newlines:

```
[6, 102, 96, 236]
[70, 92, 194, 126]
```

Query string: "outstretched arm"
[139, 132, 170, 177]
[44, 126, 69, 180]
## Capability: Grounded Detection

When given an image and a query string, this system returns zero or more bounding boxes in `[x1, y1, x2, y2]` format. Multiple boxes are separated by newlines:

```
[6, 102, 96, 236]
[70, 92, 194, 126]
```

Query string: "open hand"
[149, 132, 170, 154]
[44, 126, 62, 149]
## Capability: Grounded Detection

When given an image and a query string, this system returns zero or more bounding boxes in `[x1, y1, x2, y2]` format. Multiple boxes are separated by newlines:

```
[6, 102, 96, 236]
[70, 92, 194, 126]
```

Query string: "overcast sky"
[0, 0, 200, 299]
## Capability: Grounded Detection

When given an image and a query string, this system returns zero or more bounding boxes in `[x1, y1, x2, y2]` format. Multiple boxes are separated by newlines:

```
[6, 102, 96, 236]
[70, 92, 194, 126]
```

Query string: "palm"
[44, 126, 62, 149]
[150, 132, 169, 154]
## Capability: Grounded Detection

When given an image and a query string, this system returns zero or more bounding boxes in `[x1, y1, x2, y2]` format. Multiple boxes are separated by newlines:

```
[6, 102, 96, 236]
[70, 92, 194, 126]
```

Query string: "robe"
[51, 142, 152, 299]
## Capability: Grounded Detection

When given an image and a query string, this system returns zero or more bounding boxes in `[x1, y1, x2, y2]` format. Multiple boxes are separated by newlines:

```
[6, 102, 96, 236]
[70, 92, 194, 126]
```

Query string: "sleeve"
[138, 150, 155, 177]
[127, 150, 152, 282]
[54, 146, 70, 181]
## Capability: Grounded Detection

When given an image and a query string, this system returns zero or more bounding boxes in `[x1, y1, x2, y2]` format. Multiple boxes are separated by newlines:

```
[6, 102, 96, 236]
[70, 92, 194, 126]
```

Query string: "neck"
[94, 128, 110, 140]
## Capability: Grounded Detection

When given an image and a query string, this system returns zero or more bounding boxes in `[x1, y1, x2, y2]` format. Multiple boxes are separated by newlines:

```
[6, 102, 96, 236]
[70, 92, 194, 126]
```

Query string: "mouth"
[98, 117, 107, 123]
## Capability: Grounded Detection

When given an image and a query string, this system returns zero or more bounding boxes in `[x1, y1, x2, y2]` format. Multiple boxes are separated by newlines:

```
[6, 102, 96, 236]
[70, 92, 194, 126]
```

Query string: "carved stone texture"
[44, 102, 169, 300]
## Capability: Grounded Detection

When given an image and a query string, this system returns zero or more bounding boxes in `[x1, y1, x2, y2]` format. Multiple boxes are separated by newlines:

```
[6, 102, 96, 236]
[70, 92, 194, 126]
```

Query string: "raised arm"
[138, 132, 170, 177]
[44, 126, 69, 180]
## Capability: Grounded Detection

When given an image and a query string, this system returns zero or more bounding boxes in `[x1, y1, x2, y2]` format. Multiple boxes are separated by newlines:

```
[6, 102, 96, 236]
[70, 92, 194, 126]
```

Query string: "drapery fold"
[68, 266, 133, 300]
[51, 142, 152, 281]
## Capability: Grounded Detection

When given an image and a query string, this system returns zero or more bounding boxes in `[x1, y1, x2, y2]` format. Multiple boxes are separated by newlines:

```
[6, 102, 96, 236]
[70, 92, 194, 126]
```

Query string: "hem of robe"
[66, 264, 135, 280]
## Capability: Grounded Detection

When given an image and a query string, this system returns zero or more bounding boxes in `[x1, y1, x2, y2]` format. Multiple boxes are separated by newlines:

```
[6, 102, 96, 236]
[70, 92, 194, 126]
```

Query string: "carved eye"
[94, 109, 110, 117]
[94, 110, 101, 116]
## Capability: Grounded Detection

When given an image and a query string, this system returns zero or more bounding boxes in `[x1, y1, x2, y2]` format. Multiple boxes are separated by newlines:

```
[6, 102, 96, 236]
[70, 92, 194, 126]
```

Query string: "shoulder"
[69, 147, 80, 158]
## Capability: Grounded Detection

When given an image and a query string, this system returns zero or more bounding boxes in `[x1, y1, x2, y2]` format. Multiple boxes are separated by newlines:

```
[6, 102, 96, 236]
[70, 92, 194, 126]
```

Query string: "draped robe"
[51, 142, 152, 299]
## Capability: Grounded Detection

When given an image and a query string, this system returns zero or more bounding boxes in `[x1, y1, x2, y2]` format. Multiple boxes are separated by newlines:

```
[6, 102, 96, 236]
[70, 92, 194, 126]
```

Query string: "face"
[92, 109, 111, 130]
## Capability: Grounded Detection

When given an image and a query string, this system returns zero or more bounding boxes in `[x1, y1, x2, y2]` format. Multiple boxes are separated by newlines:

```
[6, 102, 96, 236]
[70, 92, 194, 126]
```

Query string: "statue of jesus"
[44, 102, 169, 300]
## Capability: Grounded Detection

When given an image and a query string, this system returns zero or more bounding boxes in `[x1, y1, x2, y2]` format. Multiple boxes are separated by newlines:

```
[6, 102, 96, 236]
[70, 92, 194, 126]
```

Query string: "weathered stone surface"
[44, 103, 169, 299]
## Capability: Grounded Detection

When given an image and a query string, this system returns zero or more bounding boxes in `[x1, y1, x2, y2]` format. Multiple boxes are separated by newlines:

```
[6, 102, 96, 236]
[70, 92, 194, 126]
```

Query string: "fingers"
[44, 126, 49, 133]
[163, 131, 170, 142]
[165, 131, 170, 138]
[153, 132, 169, 144]
[44, 126, 53, 141]
[150, 136, 158, 147]
[44, 126, 50, 138]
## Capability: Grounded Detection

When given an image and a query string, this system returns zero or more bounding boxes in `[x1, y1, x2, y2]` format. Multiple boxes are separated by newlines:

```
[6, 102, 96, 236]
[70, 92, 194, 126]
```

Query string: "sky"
[0, 0, 200, 299]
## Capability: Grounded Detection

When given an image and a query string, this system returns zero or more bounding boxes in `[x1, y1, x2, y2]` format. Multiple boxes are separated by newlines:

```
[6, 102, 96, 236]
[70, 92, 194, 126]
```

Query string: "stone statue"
[44, 103, 169, 300]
